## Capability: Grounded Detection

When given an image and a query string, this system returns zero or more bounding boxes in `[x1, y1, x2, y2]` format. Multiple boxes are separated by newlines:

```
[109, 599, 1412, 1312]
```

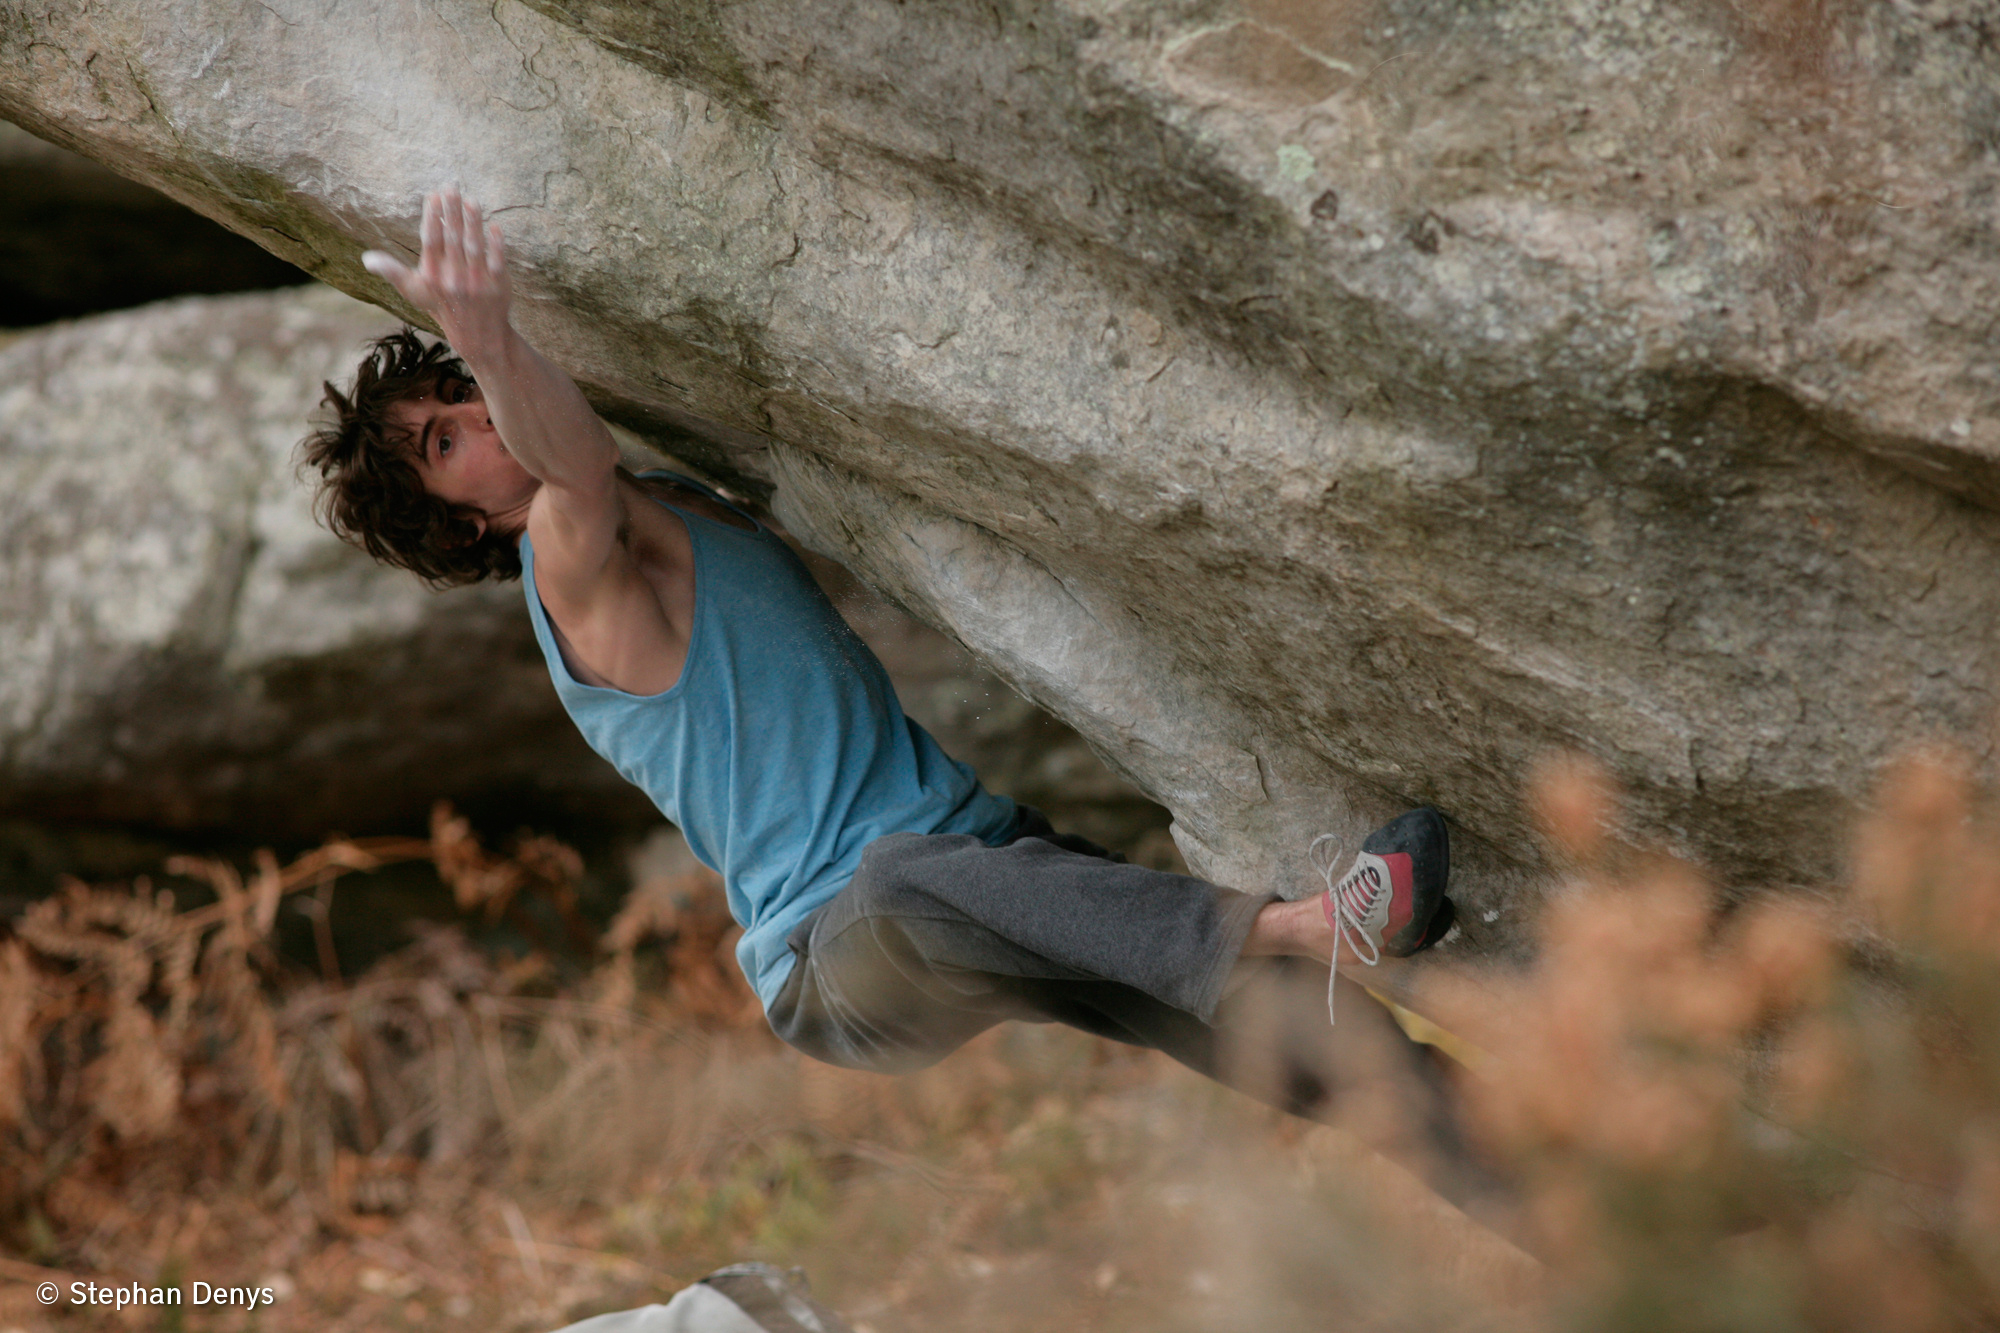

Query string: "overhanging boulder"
[3, 1, 1996, 949]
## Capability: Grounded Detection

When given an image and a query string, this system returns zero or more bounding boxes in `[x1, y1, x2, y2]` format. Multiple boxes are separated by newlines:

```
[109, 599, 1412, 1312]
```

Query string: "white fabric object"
[1310, 833, 1385, 1027]
[546, 1285, 769, 1333]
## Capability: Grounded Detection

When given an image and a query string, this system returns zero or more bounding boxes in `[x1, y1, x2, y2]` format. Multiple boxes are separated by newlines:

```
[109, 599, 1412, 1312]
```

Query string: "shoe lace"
[1309, 832, 1382, 1026]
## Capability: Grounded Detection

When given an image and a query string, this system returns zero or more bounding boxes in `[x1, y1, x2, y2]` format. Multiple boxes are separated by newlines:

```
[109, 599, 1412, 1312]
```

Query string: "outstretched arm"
[362, 187, 620, 576]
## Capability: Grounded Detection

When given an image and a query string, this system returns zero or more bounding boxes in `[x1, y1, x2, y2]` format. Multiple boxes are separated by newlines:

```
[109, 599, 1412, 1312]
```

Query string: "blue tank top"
[518, 473, 1019, 1008]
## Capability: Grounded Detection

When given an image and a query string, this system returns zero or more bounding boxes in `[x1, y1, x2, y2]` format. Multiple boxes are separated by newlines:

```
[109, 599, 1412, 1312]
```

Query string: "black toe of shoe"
[1408, 895, 1455, 954]
[1364, 807, 1451, 956]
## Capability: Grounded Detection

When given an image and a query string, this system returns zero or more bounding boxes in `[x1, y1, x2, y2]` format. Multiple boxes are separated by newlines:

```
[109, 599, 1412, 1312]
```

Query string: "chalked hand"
[362, 186, 512, 360]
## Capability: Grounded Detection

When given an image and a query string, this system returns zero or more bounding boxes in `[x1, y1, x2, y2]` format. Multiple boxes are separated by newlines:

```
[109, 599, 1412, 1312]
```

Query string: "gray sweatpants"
[766, 808, 1494, 1205]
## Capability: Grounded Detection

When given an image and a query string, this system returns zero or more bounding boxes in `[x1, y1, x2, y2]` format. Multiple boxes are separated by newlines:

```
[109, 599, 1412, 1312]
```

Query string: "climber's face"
[388, 373, 538, 539]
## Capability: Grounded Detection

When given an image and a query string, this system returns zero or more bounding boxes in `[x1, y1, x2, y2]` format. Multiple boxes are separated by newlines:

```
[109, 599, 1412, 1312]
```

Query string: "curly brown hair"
[300, 328, 523, 586]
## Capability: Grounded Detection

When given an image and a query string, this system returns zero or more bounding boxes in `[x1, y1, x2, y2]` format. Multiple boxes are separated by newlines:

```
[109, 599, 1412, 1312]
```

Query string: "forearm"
[454, 324, 618, 493]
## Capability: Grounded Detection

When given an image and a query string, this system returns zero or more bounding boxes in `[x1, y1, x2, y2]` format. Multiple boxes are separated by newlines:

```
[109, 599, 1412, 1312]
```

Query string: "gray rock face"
[4, 1, 1997, 945]
[805, 549, 1177, 857]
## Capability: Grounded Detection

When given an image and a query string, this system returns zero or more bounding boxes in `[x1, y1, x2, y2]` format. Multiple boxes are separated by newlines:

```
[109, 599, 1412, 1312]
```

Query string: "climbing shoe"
[1315, 807, 1452, 959]
[1310, 808, 1452, 1023]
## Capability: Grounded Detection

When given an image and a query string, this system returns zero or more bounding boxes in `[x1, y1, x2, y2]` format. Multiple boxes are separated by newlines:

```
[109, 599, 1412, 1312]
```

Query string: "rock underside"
[4, 0, 1999, 954]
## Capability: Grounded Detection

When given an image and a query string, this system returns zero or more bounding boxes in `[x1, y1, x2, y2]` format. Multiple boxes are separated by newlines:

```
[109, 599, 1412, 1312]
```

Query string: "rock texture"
[4, 1, 1998, 946]
[808, 552, 1180, 857]
[0, 286, 1158, 849]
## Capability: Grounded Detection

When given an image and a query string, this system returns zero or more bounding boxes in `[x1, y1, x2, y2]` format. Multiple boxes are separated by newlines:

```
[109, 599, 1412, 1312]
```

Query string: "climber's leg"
[763, 807, 1498, 1209]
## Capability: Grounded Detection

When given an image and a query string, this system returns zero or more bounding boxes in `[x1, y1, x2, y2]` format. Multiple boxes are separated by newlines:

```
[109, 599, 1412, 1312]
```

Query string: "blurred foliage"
[8, 753, 2000, 1331]
[1445, 749, 2000, 1333]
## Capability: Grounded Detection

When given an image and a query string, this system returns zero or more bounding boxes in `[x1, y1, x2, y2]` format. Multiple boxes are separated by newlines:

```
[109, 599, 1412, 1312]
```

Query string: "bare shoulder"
[524, 479, 622, 569]
[522, 480, 642, 612]
[524, 479, 692, 694]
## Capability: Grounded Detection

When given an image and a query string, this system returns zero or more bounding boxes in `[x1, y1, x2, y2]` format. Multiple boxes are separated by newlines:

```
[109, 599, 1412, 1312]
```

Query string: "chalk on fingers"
[462, 197, 484, 263]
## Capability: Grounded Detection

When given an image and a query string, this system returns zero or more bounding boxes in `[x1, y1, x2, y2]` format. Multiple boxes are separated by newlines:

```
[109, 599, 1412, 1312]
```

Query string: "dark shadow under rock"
[0, 121, 308, 327]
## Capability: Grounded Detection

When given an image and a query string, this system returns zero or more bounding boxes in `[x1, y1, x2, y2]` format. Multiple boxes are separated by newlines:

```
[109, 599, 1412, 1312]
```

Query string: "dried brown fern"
[598, 866, 760, 1028]
[0, 806, 606, 1235]
[0, 940, 37, 1130]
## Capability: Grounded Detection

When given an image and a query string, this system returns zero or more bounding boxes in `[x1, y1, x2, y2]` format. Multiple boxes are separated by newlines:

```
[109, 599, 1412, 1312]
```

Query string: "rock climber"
[302, 187, 1481, 1202]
